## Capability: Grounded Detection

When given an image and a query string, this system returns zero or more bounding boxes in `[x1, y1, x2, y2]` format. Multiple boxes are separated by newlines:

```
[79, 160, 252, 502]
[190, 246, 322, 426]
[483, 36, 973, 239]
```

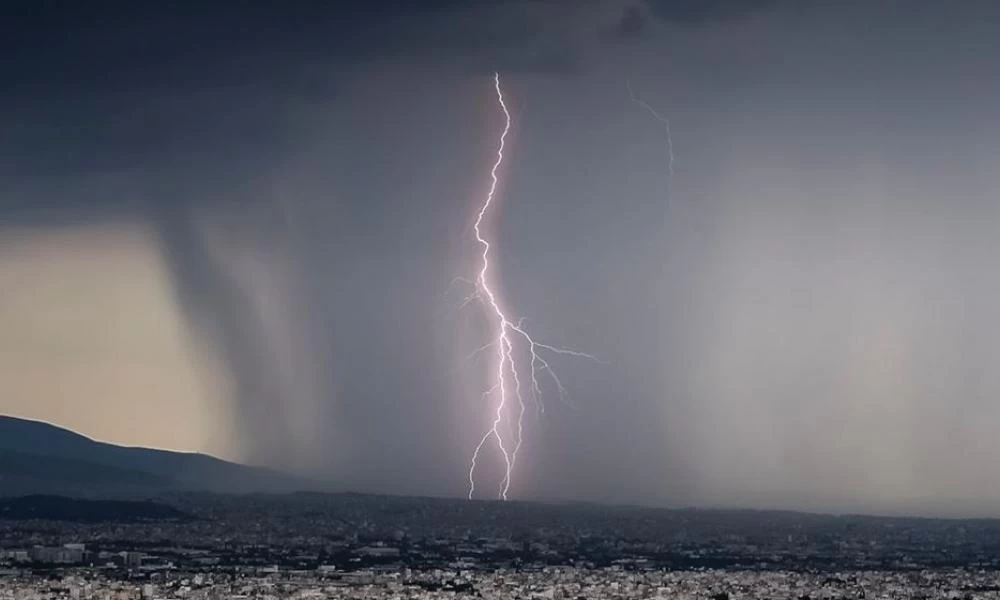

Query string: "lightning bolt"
[465, 72, 603, 501]
[627, 79, 674, 179]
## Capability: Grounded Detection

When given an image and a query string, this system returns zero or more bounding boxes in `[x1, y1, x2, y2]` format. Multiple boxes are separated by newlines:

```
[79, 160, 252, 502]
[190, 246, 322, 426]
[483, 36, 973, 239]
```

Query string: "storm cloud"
[4, 0, 1000, 516]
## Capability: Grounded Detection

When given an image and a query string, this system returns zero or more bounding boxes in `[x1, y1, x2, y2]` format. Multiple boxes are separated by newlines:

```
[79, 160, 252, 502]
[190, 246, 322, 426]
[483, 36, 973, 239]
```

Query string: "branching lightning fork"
[464, 72, 602, 501]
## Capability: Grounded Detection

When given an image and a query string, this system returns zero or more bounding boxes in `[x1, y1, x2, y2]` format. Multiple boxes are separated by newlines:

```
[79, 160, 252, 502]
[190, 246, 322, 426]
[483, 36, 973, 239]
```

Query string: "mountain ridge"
[0, 415, 307, 496]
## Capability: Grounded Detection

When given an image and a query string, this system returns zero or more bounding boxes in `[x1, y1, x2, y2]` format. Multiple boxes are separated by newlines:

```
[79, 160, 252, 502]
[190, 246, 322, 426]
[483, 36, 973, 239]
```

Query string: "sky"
[4, 0, 1000, 517]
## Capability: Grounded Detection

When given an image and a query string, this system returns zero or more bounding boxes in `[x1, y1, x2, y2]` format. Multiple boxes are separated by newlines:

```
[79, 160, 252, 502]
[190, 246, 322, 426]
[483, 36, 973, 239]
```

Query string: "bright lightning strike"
[464, 72, 602, 502]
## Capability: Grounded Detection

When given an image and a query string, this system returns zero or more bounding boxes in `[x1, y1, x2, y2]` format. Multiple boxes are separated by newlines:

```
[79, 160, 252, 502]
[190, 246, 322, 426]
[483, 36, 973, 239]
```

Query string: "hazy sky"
[4, 0, 1000, 516]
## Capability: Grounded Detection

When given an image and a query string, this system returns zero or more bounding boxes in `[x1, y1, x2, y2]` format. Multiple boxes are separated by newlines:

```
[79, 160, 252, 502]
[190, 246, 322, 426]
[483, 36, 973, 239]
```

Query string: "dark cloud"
[609, 0, 779, 41]
[1, 0, 593, 180]
[609, 4, 648, 39]
[645, 0, 779, 24]
[2, 1, 465, 86]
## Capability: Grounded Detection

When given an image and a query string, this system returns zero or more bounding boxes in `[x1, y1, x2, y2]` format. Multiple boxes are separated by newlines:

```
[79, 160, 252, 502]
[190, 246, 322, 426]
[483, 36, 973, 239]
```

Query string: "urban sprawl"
[4, 493, 1000, 599]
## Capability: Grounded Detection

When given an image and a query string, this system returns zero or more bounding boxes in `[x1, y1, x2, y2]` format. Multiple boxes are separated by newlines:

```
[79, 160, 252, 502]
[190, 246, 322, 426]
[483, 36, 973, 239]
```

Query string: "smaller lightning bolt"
[627, 79, 674, 178]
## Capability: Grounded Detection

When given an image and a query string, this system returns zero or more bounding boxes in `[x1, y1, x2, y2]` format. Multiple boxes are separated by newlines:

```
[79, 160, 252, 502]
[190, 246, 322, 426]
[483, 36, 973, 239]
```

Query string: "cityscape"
[5, 493, 1000, 598]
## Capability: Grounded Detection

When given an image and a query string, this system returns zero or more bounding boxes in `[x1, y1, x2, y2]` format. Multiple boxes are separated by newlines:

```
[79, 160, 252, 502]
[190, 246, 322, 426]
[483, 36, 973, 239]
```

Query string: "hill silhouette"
[0, 416, 305, 496]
